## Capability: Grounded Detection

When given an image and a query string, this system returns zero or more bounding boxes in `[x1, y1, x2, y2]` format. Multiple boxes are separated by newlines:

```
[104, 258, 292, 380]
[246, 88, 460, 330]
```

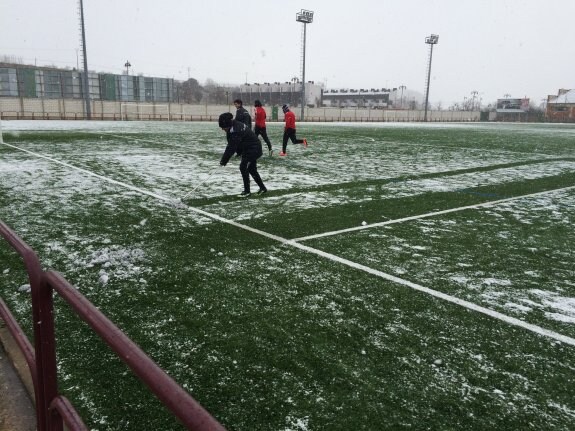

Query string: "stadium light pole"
[423, 34, 439, 122]
[124, 60, 131, 75]
[79, 0, 91, 119]
[399, 85, 406, 109]
[471, 90, 478, 111]
[296, 9, 314, 122]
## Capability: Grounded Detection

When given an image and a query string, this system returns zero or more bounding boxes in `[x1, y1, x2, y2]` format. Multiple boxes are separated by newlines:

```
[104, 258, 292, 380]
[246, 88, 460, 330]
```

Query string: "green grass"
[1, 121, 575, 430]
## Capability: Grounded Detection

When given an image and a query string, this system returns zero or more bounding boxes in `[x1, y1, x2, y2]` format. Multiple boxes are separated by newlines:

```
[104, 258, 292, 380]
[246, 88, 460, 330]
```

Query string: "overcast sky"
[1, 0, 574, 107]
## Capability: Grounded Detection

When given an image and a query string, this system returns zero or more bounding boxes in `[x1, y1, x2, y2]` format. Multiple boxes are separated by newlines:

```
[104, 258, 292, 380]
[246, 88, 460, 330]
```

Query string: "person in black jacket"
[219, 112, 267, 197]
[233, 99, 252, 129]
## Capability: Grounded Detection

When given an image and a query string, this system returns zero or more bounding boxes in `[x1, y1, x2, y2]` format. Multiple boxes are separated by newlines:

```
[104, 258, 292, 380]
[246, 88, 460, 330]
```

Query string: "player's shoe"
[239, 191, 251, 197]
[279, 152, 287, 156]
[269, 149, 273, 157]
[303, 138, 308, 148]
[257, 188, 268, 195]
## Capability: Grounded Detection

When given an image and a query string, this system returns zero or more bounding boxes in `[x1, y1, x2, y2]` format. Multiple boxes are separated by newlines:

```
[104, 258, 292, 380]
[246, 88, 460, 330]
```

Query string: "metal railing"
[0, 220, 226, 431]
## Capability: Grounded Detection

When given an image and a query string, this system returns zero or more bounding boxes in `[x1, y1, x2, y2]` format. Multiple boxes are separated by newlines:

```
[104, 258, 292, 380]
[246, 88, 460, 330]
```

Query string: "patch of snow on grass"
[503, 302, 532, 313]
[529, 289, 575, 323]
[283, 415, 310, 431]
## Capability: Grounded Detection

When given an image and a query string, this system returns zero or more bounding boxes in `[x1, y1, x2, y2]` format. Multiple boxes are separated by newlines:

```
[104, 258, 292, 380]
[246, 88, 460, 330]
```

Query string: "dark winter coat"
[235, 107, 252, 129]
[220, 120, 263, 166]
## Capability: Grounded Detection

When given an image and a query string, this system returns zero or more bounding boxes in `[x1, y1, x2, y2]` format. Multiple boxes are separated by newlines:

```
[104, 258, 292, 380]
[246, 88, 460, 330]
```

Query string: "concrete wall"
[0, 97, 480, 122]
[305, 107, 479, 122]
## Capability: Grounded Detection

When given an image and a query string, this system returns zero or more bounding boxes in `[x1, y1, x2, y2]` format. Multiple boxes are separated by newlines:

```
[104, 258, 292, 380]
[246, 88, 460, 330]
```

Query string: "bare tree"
[177, 78, 203, 103]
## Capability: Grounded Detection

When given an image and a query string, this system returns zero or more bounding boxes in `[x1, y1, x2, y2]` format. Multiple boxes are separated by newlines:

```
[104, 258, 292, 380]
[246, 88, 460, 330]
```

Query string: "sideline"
[3, 141, 575, 348]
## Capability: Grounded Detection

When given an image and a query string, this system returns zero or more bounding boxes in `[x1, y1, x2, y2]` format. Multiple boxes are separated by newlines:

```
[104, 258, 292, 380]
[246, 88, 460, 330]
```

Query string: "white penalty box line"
[292, 185, 575, 243]
[4, 141, 575, 348]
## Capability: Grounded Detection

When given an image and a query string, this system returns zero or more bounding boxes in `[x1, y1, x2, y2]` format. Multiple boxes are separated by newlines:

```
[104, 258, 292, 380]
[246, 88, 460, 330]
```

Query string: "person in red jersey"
[279, 104, 307, 156]
[253, 100, 273, 156]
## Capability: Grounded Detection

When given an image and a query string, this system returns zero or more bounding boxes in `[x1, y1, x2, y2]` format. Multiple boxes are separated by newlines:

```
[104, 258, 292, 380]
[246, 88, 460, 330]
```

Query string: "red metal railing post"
[33, 277, 62, 431]
[0, 221, 62, 431]
[1, 220, 225, 430]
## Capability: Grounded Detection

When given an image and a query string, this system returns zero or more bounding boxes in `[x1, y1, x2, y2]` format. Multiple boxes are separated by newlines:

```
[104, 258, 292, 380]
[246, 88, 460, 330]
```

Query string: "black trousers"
[282, 128, 304, 153]
[239, 157, 265, 193]
[254, 126, 272, 150]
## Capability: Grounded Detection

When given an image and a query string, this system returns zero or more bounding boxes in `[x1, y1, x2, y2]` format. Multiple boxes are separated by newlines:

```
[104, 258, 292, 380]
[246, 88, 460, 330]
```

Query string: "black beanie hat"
[282, 104, 289, 113]
[254, 100, 262, 107]
[218, 112, 233, 128]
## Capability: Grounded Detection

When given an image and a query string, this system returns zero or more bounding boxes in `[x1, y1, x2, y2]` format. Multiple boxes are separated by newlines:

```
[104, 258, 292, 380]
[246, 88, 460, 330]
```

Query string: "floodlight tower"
[296, 9, 314, 121]
[470, 90, 480, 111]
[399, 85, 406, 109]
[78, 0, 91, 119]
[423, 34, 439, 122]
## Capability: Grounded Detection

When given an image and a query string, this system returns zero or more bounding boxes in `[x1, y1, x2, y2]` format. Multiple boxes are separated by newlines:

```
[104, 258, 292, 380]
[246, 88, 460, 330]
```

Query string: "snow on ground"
[2, 120, 575, 429]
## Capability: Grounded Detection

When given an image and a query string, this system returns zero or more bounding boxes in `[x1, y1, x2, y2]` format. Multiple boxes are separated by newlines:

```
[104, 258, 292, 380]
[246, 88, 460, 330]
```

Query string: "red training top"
[254, 106, 267, 128]
[284, 110, 296, 129]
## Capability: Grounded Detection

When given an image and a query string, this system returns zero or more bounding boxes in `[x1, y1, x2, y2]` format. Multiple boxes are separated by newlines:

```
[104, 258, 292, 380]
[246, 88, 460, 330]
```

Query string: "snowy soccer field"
[1, 120, 575, 430]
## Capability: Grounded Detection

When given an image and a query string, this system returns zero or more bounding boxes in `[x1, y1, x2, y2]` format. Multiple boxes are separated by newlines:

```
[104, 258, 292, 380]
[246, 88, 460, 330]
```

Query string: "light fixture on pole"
[423, 34, 439, 122]
[296, 9, 314, 122]
[124, 60, 131, 75]
[399, 85, 406, 109]
[471, 90, 478, 111]
[291, 76, 299, 107]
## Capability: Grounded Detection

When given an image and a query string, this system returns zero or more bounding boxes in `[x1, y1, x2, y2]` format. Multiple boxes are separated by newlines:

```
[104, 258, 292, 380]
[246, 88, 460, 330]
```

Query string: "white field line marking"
[5, 142, 575, 348]
[293, 185, 575, 243]
[400, 140, 559, 158]
[1, 142, 289, 246]
[284, 240, 575, 347]
[103, 133, 166, 145]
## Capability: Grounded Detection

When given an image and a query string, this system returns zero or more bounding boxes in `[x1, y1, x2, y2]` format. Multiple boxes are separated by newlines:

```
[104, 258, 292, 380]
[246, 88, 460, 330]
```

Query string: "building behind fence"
[546, 89, 575, 122]
[0, 62, 174, 103]
[0, 62, 482, 122]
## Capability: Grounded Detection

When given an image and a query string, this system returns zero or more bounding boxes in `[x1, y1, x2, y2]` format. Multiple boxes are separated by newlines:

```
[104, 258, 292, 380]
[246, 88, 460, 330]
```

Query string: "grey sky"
[1, 0, 573, 107]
